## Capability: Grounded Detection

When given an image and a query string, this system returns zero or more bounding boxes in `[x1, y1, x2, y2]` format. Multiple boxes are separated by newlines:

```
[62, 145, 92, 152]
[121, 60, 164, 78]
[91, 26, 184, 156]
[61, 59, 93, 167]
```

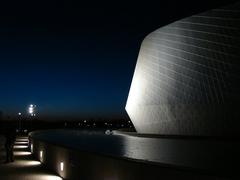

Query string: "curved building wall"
[126, 2, 240, 136]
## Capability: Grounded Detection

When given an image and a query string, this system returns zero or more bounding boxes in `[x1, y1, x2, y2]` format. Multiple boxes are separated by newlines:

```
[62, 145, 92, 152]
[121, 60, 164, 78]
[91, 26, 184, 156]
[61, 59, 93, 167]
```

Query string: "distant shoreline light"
[28, 104, 36, 116]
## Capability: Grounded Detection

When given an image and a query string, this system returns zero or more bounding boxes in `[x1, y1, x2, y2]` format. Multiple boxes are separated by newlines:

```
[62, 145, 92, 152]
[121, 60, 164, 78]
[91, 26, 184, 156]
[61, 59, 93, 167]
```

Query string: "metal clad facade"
[126, 2, 240, 136]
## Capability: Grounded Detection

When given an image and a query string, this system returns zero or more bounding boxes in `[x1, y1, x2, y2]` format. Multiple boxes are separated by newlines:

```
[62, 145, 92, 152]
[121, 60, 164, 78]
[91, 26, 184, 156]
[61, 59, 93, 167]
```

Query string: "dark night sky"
[0, 0, 236, 120]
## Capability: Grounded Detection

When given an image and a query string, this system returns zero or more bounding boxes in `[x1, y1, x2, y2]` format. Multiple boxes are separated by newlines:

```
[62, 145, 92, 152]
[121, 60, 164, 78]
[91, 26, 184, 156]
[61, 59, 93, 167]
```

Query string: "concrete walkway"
[0, 136, 62, 180]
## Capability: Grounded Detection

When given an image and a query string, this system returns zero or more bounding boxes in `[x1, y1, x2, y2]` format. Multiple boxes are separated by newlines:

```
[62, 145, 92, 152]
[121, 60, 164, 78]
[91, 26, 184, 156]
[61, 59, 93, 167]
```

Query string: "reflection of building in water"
[126, 1, 240, 136]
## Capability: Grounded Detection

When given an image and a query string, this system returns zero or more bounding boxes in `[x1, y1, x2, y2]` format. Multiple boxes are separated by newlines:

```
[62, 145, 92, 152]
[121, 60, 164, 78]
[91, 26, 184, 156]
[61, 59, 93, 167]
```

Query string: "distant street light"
[18, 112, 22, 132]
[28, 104, 36, 116]
[28, 104, 36, 131]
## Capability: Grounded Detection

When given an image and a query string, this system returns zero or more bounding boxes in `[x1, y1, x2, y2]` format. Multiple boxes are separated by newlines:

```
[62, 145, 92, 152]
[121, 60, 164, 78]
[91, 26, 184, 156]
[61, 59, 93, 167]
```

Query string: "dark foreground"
[0, 130, 238, 179]
[30, 129, 239, 179]
[0, 135, 62, 180]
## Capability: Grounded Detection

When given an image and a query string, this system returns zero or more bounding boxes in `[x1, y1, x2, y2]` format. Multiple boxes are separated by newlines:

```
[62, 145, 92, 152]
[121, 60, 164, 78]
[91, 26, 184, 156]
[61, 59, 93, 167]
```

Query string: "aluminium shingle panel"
[126, 1, 240, 136]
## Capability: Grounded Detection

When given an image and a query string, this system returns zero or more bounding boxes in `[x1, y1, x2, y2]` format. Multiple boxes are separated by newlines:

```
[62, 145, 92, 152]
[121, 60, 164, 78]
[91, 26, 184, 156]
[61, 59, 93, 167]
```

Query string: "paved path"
[0, 136, 62, 180]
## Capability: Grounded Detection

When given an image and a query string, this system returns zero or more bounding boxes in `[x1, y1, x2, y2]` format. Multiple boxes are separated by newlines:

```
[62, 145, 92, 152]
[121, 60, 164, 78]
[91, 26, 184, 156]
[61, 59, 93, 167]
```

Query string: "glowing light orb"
[28, 104, 36, 116]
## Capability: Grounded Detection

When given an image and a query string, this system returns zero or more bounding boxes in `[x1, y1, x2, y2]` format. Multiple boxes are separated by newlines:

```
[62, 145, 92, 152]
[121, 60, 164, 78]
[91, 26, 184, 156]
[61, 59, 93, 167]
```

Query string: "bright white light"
[105, 129, 112, 135]
[14, 151, 31, 156]
[60, 162, 64, 171]
[15, 140, 28, 144]
[28, 104, 36, 115]
[40, 151, 43, 161]
[14, 145, 28, 149]
[31, 144, 33, 153]
[11, 160, 41, 167]
[25, 160, 41, 166]
[29, 107, 33, 114]
[18, 112, 22, 115]
[15, 141, 29, 145]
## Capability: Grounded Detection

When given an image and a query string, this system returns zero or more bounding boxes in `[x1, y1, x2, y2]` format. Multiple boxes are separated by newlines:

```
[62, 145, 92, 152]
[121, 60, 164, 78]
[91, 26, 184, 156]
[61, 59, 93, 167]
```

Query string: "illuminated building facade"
[126, 2, 240, 136]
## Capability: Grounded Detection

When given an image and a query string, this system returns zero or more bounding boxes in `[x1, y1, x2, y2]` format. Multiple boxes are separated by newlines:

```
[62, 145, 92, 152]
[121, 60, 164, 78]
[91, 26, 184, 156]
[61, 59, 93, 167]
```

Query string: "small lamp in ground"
[60, 162, 64, 171]
[40, 151, 43, 162]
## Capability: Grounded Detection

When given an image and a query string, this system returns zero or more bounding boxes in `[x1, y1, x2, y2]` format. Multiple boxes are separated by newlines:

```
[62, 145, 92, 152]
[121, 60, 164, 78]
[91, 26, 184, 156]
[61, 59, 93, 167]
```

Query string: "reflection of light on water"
[14, 151, 31, 156]
[122, 135, 164, 162]
[14, 145, 28, 149]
